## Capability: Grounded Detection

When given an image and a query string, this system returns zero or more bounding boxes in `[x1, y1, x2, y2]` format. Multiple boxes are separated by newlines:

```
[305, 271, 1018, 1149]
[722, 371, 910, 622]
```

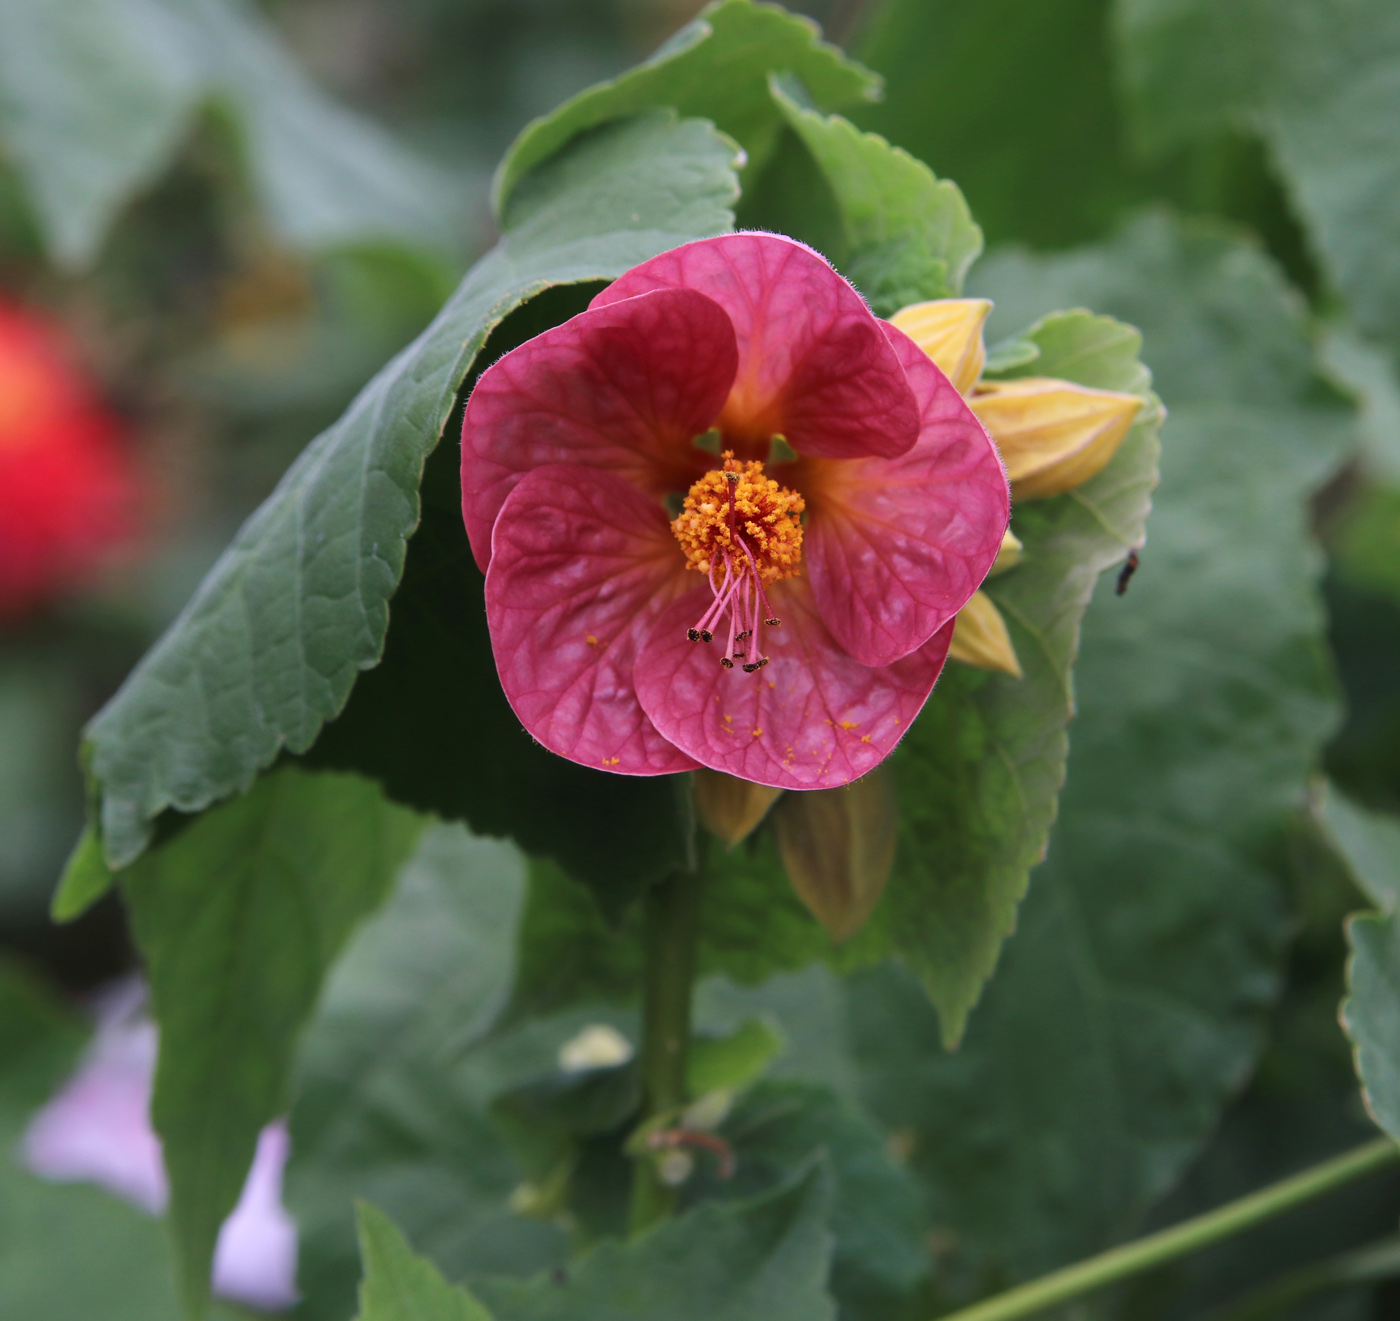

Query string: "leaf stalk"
[935, 1137, 1400, 1321]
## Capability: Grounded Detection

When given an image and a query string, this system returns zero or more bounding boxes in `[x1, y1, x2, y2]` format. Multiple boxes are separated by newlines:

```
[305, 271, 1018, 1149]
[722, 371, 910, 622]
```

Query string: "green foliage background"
[1, 0, 1399, 1319]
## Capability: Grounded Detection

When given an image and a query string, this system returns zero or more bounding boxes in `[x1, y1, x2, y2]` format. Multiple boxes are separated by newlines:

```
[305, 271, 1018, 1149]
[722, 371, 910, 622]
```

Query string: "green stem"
[936, 1138, 1400, 1321]
[629, 863, 706, 1235]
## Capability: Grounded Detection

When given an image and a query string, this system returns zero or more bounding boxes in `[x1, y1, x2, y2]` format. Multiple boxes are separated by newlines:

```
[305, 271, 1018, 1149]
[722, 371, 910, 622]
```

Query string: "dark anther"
[743, 658, 769, 672]
[724, 471, 740, 484]
[764, 617, 781, 627]
[1116, 549, 1140, 596]
[720, 657, 734, 669]
[735, 630, 750, 642]
[700, 629, 713, 643]
[687, 628, 701, 642]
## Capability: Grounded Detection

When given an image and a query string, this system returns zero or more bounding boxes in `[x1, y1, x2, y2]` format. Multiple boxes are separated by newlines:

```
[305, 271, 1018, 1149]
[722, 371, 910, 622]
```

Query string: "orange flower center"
[670, 452, 804, 672]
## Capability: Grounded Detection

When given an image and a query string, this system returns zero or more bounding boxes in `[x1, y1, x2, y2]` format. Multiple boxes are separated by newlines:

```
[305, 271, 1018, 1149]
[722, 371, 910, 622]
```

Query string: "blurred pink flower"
[461, 233, 1009, 790]
[0, 294, 139, 622]
[21, 978, 299, 1313]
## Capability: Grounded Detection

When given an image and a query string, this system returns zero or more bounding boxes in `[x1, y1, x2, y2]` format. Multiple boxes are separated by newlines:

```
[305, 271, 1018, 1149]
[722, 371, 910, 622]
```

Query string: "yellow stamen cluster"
[671, 452, 804, 585]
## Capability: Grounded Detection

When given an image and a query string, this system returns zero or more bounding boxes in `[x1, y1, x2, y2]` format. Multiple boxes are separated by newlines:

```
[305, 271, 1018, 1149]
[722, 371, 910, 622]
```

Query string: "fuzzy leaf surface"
[769, 76, 982, 313]
[492, 0, 877, 212]
[84, 112, 739, 869]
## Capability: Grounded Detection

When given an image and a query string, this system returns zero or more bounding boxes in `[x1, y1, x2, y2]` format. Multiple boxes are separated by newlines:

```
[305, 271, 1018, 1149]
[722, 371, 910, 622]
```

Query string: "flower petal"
[485, 465, 700, 775]
[461, 287, 738, 569]
[635, 576, 952, 790]
[592, 233, 919, 461]
[802, 320, 1010, 668]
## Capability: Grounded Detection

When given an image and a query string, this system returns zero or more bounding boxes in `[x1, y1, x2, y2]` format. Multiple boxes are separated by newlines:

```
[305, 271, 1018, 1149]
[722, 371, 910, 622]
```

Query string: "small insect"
[1116, 548, 1140, 596]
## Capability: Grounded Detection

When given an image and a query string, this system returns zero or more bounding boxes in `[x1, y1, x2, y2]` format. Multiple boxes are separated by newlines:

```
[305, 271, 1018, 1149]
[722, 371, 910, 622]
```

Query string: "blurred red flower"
[0, 295, 138, 621]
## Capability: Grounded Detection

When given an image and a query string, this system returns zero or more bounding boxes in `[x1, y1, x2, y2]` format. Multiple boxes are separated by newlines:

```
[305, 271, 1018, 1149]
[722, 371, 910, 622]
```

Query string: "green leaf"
[1116, 0, 1400, 346]
[472, 1163, 837, 1321]
[287, 823, 564, 1321]
[688, 1080, 929, 1318]
[768, 74, 982, 313]
[687, 1018, 783, 1096]
[84, 111, 741, 871]
[491, 0, 877, 214]
[302, 426, 695, 917]
[846, 212, 1353, 1288]
[49, 827, 112, 923]
[355, 1203, 494, 1321]
[1321, 787, 1400, 912]
[119, 765, 423, 1314]
[0, 0, 458, 268]
[881, 308, 1161, 1045]
[1343, 911, 1400, 1142]
[0, 959, 184, 1320]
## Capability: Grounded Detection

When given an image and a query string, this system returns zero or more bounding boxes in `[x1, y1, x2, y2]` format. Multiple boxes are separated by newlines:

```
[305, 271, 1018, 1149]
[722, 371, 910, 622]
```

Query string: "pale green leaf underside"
[0, 0, 457, 268]
[1322, 785, 1400, 913]
[491, 0, 877, 214]
[884, 306, 1162, 1046]
[1344, 912, 1400, 1142]
[769, 74, 982, 311]
[85, 112, 741, 869]
[120, 766, 423, 1312]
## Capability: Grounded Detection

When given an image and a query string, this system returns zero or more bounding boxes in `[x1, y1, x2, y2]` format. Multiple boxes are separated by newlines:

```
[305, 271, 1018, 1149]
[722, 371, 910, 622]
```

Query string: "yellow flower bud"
[693, 767, 783, 846]
[971, 377, 1141, 501]
[773, 767, 897, 943]
[888, 298, 991, 395]
[947, 590, 1021, 677]
[990, 528, 1022, 576]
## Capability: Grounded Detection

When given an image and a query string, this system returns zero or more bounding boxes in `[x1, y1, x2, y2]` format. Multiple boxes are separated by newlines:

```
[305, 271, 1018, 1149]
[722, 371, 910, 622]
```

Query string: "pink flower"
[460, 234, 1009, 790]
[22, 979, 299, 1313]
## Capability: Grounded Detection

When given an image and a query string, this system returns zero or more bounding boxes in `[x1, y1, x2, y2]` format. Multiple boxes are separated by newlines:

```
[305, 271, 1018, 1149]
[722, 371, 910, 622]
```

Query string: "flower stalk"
[629, 860, 707, 1234]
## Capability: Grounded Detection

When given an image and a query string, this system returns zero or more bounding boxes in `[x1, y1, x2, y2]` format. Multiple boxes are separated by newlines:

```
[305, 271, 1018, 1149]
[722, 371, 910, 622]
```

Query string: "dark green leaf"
[85, 111, 740, 870]
[881, 308, 1161, 1045]
[473, 1163, 836, 1321]
[846, 212, 1352, 1290]
[492, 0, 877, 213]
[854, 0, 1139, 249]
[355, 1203, 494, 1321]
[0, 0, 457, 268]
[287, 823, 564, 1321]
[769, 75, 981, 313]
[687, 1080, 928, 1320]
[120, 765, 423, 1313]
[1116, 0, 1400, 345]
